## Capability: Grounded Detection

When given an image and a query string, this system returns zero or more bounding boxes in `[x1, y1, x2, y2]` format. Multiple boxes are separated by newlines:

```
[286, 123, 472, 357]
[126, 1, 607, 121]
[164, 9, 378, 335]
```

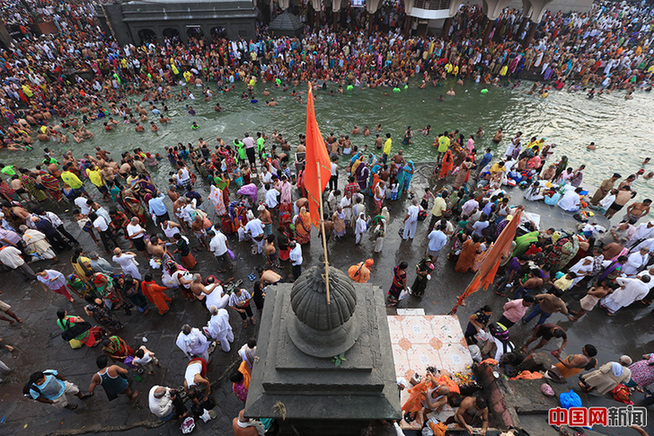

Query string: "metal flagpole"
[316, 160, 331, 305]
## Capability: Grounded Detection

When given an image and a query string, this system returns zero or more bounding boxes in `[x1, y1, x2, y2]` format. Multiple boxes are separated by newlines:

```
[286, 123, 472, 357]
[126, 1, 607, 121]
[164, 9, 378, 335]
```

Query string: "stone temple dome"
[287, 266, 359, 357]
[290, 265, 356, 331]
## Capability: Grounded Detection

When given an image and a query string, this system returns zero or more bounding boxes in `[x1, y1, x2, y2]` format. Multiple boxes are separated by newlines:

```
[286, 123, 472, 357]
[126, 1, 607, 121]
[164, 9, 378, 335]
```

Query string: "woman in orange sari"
[455, 234, 481, 273]
[439, 149, 454, 179]
[141, 273, 173, 315]
[294, 207, 312, 245]
[472, 239, 493, 272]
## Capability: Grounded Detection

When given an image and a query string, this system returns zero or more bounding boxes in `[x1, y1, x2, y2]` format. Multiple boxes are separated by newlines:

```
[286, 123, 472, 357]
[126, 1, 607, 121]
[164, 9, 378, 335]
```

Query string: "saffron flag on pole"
[304, 84, 331, 228]
[449, 208, 523, 315]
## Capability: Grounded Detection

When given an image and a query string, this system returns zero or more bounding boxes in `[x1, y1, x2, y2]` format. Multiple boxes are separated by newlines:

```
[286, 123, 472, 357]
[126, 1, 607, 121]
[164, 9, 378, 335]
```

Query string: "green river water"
[5, 78, 654, 199]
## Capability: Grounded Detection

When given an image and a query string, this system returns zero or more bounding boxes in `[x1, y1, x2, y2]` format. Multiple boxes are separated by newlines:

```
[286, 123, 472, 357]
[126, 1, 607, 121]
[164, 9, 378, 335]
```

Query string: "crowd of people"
[0, 0, 653, 434]
[2, 0, 654, 151]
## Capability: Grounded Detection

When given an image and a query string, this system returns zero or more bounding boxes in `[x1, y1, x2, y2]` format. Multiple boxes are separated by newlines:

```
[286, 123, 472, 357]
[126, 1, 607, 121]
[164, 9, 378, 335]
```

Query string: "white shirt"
[44, 211, 63, 227]
[622, 251, 649, 276]
[245, 219, 265, 238]
[112, 253, 137, 269]
[37, 269, 66, 289]
[203, 284, 227, 309]
[134, 352, 153, 366]
[260, 171, 273, 184]
[161, 222, 180, 238]
[0, 246, 25, 268]
[472, 221, 489, 237]
[93, 216, 109, 232]
[74, 197, 91, 215]
[265, 189, 279, 208]
[289, 244, 303, 266]
[209, 231, 228, 256]
[428, 230, 447, 252]
[148, 386, 174, 418]
[331, 162, 338, 176]
[406, 205, 420, 221]
[631, 224, 654, 243]
[175, 328, 209, 358]
[177, 167, 191, 184]
[243, 136, 255, 149]
[557, 190, 580, 212]
[208, 308, 231, 338]
[126, 223, 145, 239]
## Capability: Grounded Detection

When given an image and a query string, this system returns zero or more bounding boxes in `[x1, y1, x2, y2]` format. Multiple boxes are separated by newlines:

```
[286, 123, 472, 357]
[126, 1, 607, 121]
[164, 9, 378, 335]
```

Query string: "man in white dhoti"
[112, 248, 141, 279]
[205, 306, 234, 352]
[622, 247, 650, 276]
[355, 212, 367, 245]
[175, 324, 210, 361]
[600, 275, 651, 315]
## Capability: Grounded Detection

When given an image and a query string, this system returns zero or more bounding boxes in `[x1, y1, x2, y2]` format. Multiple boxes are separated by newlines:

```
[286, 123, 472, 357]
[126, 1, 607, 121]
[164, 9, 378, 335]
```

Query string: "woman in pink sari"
[279, 176, 292, 205]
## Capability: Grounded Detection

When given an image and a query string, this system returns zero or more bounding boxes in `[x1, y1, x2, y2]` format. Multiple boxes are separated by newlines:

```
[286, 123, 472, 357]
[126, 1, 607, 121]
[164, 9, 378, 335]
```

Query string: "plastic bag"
[181, 417, 195, 434]
[469, 344, 482, 363]
[227, 248, 235, 260]
[200, 409, 212, 423]
[559, 390, 582, 409]
[540, 383, 554, 397]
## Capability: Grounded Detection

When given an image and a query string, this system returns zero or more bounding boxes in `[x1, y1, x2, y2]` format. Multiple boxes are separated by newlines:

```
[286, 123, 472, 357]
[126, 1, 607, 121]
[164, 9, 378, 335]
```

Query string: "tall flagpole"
[317, 161, 331, 305]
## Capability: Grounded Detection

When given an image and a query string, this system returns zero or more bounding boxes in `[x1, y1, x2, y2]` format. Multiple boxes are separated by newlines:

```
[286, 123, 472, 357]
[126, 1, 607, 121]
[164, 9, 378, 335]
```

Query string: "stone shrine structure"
[245, 265, 400, 435]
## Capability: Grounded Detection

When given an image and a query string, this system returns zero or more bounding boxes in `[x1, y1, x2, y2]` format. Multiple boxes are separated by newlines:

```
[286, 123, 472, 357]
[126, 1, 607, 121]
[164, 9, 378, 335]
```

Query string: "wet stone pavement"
[0, 163, 652, 435]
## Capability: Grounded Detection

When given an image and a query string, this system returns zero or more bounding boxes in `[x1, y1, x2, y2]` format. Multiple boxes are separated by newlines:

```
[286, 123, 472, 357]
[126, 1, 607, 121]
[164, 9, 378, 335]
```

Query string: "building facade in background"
[95, 0, 258, 46]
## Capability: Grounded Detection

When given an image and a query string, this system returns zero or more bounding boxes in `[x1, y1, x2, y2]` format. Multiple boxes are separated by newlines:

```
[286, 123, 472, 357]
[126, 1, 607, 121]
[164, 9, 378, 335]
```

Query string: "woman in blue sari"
[396, 161, 415, 197]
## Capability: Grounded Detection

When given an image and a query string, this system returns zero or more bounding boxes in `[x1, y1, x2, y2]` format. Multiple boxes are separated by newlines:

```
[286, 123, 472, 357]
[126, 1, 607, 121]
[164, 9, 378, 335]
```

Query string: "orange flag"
[304, 84, 331, 228]
[450, 209, 523, 314]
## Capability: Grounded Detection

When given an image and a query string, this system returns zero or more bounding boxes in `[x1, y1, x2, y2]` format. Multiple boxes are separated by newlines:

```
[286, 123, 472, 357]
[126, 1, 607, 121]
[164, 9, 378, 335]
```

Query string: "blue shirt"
[427, 230, 447, 252]
[479, 152, 493, 170]
[29, 370, 65, 401]
[148, 194, 168, 216]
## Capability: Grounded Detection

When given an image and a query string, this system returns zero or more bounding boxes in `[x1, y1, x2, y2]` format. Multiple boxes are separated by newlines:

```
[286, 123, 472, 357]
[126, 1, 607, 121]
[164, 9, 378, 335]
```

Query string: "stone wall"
[96, 1, 257, 46]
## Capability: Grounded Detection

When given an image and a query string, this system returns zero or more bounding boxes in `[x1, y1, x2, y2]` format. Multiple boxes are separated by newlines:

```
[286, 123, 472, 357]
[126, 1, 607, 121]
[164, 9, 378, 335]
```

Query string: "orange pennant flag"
[304, 84, 331, 228]
[450, 209, 523, 314]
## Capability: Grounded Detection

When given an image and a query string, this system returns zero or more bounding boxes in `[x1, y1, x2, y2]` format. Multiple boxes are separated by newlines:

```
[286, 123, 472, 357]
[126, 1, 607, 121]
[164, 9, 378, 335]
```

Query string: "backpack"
[489, 322, 509, 341]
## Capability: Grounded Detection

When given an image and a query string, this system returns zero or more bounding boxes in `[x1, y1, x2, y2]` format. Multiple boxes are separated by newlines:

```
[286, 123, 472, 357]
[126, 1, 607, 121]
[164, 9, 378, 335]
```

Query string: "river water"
[6, 79, 654, 201]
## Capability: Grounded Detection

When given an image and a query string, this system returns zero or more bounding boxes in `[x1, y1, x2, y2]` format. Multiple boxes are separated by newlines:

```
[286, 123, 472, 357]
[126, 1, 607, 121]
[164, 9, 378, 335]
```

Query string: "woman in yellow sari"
[71, 247, 94, 287]
[294, 207, 312, 245]
[350, 156, 363, 177]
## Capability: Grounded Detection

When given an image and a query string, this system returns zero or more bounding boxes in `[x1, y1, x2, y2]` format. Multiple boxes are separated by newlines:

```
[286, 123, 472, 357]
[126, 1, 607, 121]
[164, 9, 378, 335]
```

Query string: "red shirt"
[344, 182, 358, 199]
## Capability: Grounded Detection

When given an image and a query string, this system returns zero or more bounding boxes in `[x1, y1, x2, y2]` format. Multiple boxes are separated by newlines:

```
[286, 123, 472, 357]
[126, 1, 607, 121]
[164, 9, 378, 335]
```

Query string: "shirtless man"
[259, 267, 282, 286]
[146, 235, 165, 258]
[375, 134, 383, 149]
[167, 181, 180, 202]
[295, 198, 309, 215]
[263, 235, 277, 268]
[95, 147, 111, 161]
[618, 174, 637, 190]
[189, 274, 210, 301]
[605, 186, 635, 219]
[625, 199, 652, 223]
[451, 395, 489, 435]
[351, 125, 360, 135]
[259, 205, 273, 231]
[100, 165, 119, 186]
[9, 176, 32, 201]
[191, 215, 209, 249]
